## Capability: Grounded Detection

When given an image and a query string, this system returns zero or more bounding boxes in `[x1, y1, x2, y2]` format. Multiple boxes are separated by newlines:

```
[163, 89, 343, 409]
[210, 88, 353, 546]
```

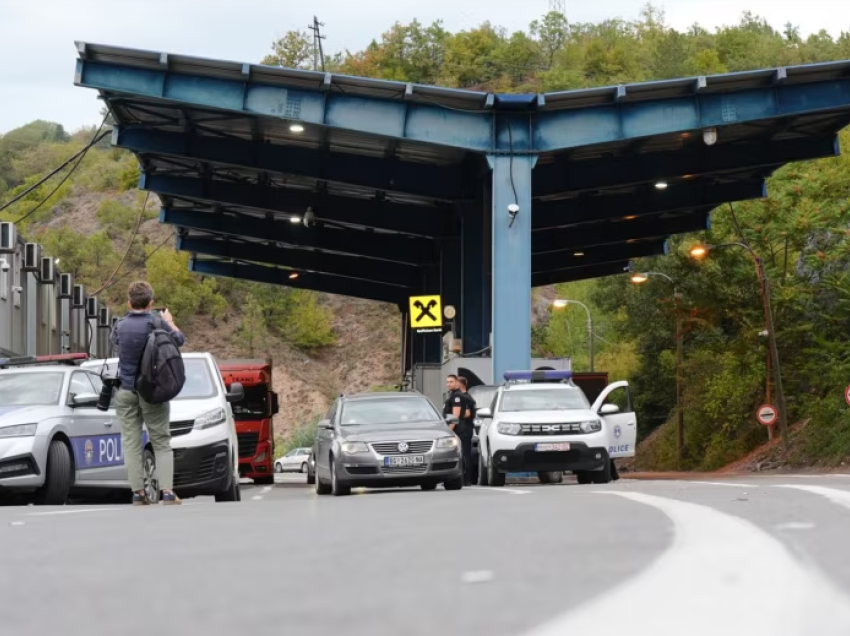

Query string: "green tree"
[236, 294, 269, 357]
[262, 30, 313, 68]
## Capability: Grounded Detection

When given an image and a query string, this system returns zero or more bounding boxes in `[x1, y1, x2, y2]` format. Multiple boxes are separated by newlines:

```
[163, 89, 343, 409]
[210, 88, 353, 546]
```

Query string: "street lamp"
[552, 299, 594, 372]
[689, 243, 789, 451]
[630, 271, 684, 468]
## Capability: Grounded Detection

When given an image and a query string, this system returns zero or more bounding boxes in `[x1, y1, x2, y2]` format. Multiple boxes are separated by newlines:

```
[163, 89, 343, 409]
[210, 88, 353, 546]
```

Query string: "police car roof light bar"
[503, 370, 573, 383]
[0, 353, 89, 369]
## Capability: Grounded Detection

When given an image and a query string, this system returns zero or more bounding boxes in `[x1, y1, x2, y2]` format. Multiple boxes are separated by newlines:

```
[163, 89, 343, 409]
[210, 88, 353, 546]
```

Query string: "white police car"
[476, 370, 636, 486]
[0, 352, 244, 506]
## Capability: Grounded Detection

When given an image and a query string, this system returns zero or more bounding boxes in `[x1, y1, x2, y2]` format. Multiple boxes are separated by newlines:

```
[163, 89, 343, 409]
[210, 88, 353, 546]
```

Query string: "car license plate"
[385, 455, 426, 467]
[535, 443, 570, 452]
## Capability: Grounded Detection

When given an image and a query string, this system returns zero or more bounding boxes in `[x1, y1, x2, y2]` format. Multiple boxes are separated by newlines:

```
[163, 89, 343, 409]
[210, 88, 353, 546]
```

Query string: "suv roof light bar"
[0, 353, 89, 369]
[503, 369, 573, 383]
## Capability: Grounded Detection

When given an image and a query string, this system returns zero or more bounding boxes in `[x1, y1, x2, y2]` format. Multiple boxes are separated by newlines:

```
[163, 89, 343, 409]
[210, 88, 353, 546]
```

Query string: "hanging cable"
[1, 112, 111, 219]
[93, 232, 172, 296]
[89, 191, 151, 297]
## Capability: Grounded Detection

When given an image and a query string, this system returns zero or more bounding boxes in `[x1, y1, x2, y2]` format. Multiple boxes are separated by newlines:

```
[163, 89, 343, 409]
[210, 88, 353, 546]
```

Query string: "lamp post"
[630, 271, 684, 468]
[553, 298, 594, 372]
[689, 243, 789, 452]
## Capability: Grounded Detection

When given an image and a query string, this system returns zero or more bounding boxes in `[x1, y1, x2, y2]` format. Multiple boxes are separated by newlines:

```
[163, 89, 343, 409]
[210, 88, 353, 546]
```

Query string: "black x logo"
[413, 299, 437, 323]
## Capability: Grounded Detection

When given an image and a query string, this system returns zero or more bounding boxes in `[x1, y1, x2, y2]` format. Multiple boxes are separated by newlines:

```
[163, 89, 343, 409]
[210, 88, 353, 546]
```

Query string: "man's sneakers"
[162, 491, 182, 505]
[132, 490, 182, 505]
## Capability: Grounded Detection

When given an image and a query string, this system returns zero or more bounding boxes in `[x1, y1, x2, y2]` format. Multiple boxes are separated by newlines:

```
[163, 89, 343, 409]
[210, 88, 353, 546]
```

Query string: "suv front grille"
[237, 432, 259, 458]
[520, 423, 587, 436]
[170, 420, 194, 437]
[371, 440, 434, 455]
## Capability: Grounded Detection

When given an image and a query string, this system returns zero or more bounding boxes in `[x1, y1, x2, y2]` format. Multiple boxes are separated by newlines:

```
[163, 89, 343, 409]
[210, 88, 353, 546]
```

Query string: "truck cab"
[218, 359, 280, 486]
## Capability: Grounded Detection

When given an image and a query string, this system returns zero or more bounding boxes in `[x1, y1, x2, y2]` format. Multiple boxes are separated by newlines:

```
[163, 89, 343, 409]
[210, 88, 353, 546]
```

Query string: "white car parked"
[477, 370, 637, 486]
[274, 447, 312, 473]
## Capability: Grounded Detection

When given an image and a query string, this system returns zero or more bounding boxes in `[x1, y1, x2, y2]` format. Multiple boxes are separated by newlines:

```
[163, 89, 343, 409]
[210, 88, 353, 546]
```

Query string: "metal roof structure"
[73, 41, 850, 375]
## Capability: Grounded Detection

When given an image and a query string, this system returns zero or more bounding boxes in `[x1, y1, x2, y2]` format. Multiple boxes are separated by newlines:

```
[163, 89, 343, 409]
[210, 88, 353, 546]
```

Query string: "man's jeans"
[114, 389, 174, 492]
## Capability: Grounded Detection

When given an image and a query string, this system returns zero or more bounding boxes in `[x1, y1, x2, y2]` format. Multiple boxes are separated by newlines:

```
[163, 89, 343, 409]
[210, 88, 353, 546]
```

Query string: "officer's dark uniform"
[444, 388, 473, 484]
[458, 390, 477, 485]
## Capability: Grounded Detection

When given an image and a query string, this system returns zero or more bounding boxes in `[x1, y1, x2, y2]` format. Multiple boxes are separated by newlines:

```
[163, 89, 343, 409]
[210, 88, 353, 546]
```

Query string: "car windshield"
[0, 372, 64, 407]
[499, 387, 589, 412]
[174, 359, 217, 400]
[468, 386, 498, 411]
[340, 397, 439, 426]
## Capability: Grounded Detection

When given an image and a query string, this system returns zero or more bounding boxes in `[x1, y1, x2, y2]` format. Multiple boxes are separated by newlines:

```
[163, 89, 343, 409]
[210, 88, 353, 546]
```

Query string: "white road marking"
[481, 487, 532, 495]
[250, 485, 274, 501]
[775, 485, 850, 511]
[25, 508, 113, 517]
[461, 570, 494, 584]
[689, 481, 753, 488]
[9, 521, 25, 526]
[523, 491, 850, 636]
[776, 522, 816, 531]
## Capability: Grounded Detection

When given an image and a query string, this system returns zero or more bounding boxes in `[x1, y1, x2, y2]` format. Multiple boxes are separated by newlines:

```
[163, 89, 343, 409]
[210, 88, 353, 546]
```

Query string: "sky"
[0, 0, 848, 134]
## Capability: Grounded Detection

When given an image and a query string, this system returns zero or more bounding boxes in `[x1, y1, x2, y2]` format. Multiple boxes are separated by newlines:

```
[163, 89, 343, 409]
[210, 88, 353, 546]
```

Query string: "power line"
[549, 0, 566, 14]
[90, 191, 151, 297]
[308, 16, 327, 72]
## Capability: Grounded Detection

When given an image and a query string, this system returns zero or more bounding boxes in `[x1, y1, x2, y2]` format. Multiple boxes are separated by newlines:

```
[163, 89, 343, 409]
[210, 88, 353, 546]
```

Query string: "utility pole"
[308, 16, 326, 72]
[549, 0, 566, 14]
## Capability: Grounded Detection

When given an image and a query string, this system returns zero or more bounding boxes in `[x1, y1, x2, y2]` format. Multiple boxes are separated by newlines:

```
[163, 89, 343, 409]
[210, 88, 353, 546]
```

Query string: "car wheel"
[315, 461, 331, 495]
[330, 458, 351, 497]
[477, 452, 490, 486]
[275, 463, 283, 473]
[36, 440, 72, 506]
[538, 471, 563, 484]
[575, 471, 592, 485]
[590, 460, 613, 484]
[444, 476, 463, 491]
[487, 453, 505, 487]
[215, 463, 241, 502]
[306, 465, 316, 485]
[421, 483, 438, 491]
[143, 448, 160, 504]
[300, 463, 308, 473]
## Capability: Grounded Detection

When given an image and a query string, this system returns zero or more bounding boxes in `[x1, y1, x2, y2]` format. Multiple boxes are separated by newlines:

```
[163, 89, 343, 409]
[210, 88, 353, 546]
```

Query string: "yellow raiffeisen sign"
[409, 295, 442, 333]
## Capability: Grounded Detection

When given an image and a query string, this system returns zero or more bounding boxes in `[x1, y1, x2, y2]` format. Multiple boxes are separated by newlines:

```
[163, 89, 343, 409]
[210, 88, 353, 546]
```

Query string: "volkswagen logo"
[397, 442, 409, 453]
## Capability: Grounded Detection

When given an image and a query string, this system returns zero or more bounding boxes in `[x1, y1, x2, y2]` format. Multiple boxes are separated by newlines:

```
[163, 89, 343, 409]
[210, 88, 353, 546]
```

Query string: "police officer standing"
[443, 374, 464, 428]
[455, 376, 476, 486]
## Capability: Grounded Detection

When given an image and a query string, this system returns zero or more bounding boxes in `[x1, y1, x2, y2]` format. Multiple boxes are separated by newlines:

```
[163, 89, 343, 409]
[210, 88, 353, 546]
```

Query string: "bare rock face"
[532, 286, 558, 328]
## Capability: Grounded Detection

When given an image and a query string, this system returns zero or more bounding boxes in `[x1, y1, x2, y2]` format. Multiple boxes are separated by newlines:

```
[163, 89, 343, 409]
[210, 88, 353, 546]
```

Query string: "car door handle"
[104, 422, 114, 428]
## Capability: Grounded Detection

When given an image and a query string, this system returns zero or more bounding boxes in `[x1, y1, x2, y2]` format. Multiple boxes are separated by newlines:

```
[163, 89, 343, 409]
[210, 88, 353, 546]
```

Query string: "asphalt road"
[5, 473, 850, 635]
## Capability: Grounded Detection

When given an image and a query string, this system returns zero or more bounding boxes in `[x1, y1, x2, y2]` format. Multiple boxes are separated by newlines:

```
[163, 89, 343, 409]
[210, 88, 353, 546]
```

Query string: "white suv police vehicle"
[476, 370, 636, 486]
[0, 352, 243, 506]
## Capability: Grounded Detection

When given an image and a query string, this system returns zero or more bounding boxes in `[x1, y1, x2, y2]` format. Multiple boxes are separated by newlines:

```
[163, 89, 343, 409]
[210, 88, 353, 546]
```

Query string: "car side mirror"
[476, 407, 492, 418]
[600, 403, 620, 415]
[445, 414, 459, 425]
[226, 382, 245, 403]
[318, 419, 332, 430]
[70, 393, 100, 408]
[270, 391, 280, 416]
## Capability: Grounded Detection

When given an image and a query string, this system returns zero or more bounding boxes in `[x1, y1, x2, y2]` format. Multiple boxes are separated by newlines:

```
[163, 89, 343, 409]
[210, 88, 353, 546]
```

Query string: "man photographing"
[111, 281, 186, 505]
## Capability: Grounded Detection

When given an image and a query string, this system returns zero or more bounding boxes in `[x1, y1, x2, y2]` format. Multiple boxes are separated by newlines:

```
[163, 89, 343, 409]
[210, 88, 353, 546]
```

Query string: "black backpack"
[135, 317, 185, 404]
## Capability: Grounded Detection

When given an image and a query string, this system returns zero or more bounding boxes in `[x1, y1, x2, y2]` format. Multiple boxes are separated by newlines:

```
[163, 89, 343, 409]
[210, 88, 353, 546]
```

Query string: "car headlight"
[497, 422, 522, 436]
[435, 436, 459, 450]
[341, 442, 369, 454]
[194, 408, 226, 430]
[580, 420, 602, 433]
[0, 423, 37, 438]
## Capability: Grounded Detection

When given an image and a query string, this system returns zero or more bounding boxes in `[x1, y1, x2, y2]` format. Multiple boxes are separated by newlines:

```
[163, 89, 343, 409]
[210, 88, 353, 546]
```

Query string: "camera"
[0, 258, 9, 272]
[96, 373, 121, 411]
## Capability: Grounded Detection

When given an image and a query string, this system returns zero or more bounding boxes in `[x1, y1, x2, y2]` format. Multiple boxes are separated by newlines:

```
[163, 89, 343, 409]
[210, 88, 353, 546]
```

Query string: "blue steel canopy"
[74, 41, 850, 312]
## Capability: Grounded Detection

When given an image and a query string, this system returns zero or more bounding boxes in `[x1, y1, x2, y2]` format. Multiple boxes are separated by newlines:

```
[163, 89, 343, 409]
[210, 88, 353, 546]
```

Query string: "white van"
[81, 352, 243, 502]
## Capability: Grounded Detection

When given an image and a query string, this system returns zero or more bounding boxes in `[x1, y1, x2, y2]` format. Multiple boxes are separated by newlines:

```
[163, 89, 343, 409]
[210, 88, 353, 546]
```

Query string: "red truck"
[218, 359, 280, 486]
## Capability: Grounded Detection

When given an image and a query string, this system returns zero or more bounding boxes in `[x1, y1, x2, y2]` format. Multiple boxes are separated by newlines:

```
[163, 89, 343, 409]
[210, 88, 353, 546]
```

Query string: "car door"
[590, 381, 637, 458]
[66, 371, 119, 485]
[86, 372, 127, 486]
[281, 449, 297, 471]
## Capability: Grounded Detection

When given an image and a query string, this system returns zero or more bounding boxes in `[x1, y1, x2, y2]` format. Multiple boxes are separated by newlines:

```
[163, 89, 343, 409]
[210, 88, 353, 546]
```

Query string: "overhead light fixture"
[290, 216, 301, 224]
[630, 273, 649, 284]
[655, 181, 668, 190]
[573, 251, 584, 257]
[290, 123, 304, 133]
[288, 272, 299, 279]
[552, 299, 568, 309]
[703, 127, 717, 146]
[624, 215, 637, 220]
[689, 245, 709, 259]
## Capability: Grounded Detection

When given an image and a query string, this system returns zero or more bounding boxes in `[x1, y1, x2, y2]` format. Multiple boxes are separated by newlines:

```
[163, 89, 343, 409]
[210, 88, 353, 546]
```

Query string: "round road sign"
[845, 385, 850, 407]
[756, 404, 778, 426]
